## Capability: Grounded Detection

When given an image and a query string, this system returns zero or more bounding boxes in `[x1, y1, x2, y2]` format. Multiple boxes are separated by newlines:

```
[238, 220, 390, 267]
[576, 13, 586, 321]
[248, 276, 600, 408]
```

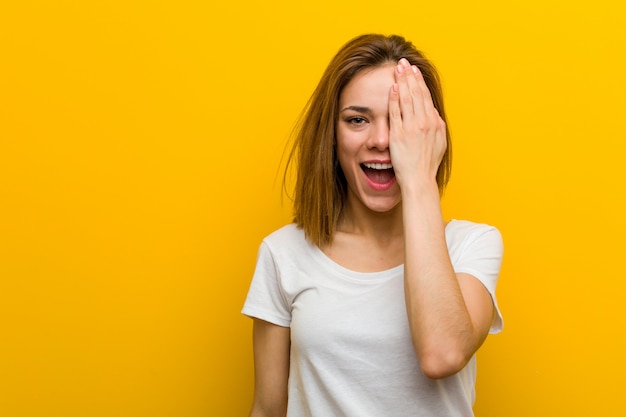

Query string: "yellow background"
[1, 1, 624, 416]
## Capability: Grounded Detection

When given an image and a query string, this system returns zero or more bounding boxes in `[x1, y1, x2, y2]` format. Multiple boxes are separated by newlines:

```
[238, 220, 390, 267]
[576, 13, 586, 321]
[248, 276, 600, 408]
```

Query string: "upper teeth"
[363, 162, 393, 170]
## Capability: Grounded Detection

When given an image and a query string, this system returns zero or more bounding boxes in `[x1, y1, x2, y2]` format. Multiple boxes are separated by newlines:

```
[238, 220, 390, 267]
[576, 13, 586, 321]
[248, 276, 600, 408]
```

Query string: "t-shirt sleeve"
[241, 241, 291, 327]
[453, 225, 504, 334]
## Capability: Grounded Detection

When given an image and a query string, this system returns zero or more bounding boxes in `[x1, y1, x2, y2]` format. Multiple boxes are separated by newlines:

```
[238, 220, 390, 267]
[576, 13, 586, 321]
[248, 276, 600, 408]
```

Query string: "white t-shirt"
[242, 220, 503, 417]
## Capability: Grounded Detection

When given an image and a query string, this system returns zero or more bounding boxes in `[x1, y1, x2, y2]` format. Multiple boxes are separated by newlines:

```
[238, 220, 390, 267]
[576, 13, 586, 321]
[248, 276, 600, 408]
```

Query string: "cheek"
[336, 129, 361, 159]
[335, 136, 356, 174]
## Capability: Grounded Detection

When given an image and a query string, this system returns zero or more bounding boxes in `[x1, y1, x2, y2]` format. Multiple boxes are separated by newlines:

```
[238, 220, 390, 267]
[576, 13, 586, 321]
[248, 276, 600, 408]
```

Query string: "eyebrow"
[339, 105, 373, 116]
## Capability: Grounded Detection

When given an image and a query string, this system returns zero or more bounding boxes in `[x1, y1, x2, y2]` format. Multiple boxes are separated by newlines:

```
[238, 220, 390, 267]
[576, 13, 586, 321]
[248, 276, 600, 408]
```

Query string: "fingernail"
[412, 65, 418, 74]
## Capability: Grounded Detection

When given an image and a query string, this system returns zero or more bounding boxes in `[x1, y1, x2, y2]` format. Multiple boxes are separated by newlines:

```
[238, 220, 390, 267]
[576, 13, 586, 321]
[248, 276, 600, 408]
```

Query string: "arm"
[401, 185, 494, 379]
[389, 59, 496, 379]
[249, 318, 290, 417]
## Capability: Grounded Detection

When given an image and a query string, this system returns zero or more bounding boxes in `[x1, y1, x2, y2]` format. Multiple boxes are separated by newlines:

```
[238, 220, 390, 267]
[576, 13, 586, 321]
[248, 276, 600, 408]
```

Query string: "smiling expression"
[336, 64, 400, 214]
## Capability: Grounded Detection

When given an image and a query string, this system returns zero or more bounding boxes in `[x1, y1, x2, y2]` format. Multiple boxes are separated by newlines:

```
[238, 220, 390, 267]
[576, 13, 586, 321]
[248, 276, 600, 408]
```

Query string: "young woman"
[242, 34, 503, 417]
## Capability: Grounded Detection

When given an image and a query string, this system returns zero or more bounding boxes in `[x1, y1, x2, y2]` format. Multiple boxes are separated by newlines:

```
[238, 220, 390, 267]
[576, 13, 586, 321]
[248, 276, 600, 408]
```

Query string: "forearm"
[402, 181, 477, 379]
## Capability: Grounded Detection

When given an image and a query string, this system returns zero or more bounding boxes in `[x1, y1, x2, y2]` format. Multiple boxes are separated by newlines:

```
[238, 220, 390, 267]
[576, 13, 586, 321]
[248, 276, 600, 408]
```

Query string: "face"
[336, 64, 400, 213]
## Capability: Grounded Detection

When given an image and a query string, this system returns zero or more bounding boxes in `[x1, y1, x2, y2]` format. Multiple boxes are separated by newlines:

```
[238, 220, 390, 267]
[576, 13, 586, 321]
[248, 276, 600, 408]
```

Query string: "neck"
[337, 198, 404, 242]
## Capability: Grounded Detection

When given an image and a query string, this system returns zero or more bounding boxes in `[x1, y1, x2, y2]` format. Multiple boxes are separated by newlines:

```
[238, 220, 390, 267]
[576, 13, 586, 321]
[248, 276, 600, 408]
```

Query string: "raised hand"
[388, 58, 447, 194]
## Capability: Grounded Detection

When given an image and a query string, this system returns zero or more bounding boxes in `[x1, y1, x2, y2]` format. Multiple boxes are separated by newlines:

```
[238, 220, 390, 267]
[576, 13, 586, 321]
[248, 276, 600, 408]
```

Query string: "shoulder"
[261, 223, 312, 257]
[445, 219, 503, 254]
[263, 223, 305, 245]
[446, 219, 501, 240]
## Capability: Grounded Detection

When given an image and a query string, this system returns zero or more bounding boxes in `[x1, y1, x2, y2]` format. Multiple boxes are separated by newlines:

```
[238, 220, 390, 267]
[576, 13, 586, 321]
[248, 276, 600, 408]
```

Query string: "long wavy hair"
[285, 34, 452, 246]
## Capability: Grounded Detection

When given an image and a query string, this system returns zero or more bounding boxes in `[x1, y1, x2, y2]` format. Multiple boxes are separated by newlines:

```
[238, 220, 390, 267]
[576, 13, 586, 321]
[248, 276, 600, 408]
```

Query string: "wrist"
[399, 178, 440, 201]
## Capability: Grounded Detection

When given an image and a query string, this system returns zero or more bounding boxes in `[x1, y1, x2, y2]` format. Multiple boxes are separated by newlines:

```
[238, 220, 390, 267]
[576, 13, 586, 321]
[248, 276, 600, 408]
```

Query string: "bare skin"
[249, 319, 289, 417]
[249, 59, 495, 416]
[389, 59, 495, 379]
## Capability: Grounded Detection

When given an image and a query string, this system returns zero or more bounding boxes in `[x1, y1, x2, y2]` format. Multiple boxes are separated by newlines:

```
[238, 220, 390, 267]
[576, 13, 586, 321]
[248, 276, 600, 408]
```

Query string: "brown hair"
[285, 34, 452, 246]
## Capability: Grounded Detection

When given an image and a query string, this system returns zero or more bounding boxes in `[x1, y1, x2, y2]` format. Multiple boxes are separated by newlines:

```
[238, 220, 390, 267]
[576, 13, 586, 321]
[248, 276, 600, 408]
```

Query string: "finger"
[395, 60, 416, 121]
[388, 82, 402, 141]
[398, 59, 437, 130]
[411, 65, 439, 120]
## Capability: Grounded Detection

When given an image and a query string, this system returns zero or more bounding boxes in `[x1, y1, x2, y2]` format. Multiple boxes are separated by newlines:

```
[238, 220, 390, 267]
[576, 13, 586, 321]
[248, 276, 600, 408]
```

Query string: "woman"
[242, 34, 503, 417]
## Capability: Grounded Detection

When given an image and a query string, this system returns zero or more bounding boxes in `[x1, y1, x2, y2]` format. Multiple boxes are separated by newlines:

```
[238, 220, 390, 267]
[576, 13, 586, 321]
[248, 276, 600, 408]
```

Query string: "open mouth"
[361, 162, 395, 185]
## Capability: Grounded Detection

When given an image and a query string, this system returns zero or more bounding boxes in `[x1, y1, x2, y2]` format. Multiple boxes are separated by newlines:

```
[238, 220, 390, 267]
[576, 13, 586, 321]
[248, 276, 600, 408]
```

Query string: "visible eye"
[347, 116, 367, 125]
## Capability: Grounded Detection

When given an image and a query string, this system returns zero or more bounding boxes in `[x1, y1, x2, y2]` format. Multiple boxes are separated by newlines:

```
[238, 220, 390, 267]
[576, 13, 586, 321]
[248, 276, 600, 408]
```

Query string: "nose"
[368, 120, 389, 151]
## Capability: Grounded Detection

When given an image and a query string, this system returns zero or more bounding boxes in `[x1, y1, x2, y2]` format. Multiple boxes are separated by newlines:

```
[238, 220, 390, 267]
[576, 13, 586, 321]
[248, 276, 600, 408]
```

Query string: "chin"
[362, 197, 402, 214]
